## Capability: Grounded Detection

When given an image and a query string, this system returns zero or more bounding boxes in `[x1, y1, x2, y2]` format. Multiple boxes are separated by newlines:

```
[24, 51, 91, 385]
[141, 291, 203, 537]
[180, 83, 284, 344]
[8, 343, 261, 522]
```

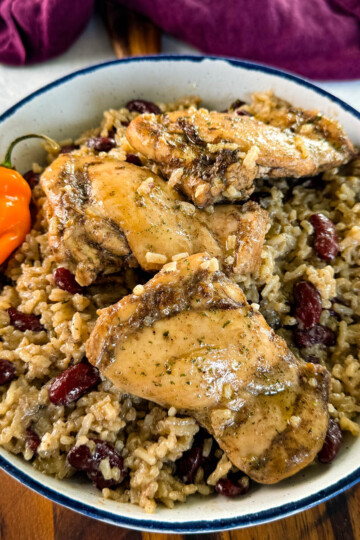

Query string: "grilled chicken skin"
[126, 109, 354, 207]
[41, 154, 132, 286]
[86, 253, 330, 484]
[41, 154, 269, 285]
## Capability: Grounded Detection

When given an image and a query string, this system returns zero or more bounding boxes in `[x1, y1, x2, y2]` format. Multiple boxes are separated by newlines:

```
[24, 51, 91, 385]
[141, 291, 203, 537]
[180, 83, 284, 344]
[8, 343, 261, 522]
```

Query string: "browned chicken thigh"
[86, 253, 330, 484]
[41, 154, 269, 285]
[126, 109, 354, 207]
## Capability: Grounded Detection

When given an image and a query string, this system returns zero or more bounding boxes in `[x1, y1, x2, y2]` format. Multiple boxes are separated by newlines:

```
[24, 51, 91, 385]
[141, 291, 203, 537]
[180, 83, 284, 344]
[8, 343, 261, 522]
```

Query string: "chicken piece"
[126, 108, 354, 207]
[41, 155, 133, 286]
[208, 201, 268, 275]
[86, 253, 330, 484]
[41, 154, 269, 285]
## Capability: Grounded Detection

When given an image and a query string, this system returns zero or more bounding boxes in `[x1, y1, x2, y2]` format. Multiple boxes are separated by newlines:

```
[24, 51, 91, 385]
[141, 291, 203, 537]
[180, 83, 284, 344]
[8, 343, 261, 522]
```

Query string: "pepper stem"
[1, 134, 61, 169]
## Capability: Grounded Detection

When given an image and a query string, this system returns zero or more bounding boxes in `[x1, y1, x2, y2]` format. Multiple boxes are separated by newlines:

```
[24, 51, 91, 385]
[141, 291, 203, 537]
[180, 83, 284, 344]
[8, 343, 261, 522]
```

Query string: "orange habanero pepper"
[0, 134, 60, 265]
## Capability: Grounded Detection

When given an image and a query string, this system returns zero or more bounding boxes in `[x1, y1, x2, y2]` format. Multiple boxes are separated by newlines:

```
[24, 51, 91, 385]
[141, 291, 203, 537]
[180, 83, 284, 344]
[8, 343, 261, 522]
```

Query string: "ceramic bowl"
[0, 56, 359, 534]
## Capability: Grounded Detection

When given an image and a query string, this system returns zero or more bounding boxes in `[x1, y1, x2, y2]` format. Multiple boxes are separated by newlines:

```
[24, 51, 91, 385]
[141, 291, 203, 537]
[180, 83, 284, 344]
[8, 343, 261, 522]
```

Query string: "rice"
[0, 92, 359, 512]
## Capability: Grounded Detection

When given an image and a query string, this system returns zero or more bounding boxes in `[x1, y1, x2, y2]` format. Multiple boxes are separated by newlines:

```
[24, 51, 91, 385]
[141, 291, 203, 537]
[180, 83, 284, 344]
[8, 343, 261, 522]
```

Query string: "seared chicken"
[41, 154, 269, 285]
[86, 253, 330, 484]
[126, 109, 354, 207]
[41, 154, 132, 286]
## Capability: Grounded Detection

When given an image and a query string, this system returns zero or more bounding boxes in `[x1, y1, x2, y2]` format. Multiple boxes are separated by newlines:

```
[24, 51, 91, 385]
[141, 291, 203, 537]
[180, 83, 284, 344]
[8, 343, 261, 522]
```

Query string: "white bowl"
[0, 56, 359, 534]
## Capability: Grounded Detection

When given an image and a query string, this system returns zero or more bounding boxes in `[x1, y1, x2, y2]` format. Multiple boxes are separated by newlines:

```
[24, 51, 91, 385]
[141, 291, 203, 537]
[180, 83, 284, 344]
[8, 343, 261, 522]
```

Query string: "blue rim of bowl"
[0, 54, 359, 533]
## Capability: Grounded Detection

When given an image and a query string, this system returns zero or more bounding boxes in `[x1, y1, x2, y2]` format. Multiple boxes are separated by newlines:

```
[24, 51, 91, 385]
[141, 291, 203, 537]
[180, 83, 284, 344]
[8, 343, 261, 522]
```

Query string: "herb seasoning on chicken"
[87, 253, 330, 484]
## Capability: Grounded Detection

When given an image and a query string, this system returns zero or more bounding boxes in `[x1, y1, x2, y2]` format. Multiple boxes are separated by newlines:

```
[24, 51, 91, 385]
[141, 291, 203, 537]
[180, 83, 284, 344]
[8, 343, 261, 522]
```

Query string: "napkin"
[0, 0, 359, 80]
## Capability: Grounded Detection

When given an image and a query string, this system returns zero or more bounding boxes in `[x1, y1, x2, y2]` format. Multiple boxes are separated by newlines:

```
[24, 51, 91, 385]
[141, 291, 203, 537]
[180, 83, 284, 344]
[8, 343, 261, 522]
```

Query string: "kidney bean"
[7, 307, 44, 332]
[293, 281, 322, 330]
[53, 267, 82, 295]
[67, 444, 93, 471]
[60, 144, 79, 154]
[177, 446, 202, 484]
[310, 213, 339, 261]
[126, 99, 161, 115]
[48, 363, 100, 406]
[125, 154, 142, 166]
[23, 170, 40, 189]
[318, 419, 342, 464]
[67, 440, 127, 490]
[87, 137, 116, 153]
[88, 440, 127, 490]
[294, 325, 336, 348]
[25, 428, 41, 453]
[215, 476, 250, 497]
[176, 428, 219, 483]
[0, 359, 16, 385]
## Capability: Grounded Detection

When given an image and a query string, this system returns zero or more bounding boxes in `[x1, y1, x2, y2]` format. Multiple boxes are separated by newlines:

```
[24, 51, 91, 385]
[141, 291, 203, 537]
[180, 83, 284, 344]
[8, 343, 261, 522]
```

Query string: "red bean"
[177, 446, 202, 484]
[60, 144, 79, 154]
[23, 170, 40, 189]
[293, 281, 322, 330]
[7, 307, 44, 332]
[318, 419, 342, 464]
[48, 363, 100, 406]
[215, 476, 250, 497]
[0, 359, 16, 384]
[310, 214, 339, 261]
[125, 154, 142, 166]
[67, 444, 93, 471]
[88, 440, 127, 490]
[67, 440, 127, 490]
[87, 137, 116, 153]
[25, 428, 41, 453]
[294, 325, 336, 348]
[53, 267, 82, 295]
[126, 99, 161, 115]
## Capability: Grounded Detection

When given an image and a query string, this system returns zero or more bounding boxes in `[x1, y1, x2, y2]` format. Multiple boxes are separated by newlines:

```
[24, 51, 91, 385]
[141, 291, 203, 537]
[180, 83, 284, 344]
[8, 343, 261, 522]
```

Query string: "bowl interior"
[0, 56, 359, 533]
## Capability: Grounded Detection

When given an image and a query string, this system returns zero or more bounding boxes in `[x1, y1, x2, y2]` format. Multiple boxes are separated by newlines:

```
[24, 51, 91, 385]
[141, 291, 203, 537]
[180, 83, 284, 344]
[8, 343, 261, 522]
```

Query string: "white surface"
[0, 13, 359, 114]
[0, 57, 359, 533]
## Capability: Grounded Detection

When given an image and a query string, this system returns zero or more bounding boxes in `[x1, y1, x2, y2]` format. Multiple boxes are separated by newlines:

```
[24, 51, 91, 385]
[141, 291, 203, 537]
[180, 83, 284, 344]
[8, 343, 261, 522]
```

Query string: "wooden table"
[0, 469, 358, 540]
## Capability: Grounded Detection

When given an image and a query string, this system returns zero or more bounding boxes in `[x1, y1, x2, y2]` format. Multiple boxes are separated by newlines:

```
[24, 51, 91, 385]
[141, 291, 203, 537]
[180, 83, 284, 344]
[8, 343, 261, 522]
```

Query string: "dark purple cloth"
[0, 0, 94, 64]
[0, 0, 360, 80]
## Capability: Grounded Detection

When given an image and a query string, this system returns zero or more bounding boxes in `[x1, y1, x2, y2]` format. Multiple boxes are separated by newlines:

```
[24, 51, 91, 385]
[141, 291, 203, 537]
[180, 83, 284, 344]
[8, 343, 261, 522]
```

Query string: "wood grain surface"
[103, 1, 161, 58]
[0, 469, 358, 540]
